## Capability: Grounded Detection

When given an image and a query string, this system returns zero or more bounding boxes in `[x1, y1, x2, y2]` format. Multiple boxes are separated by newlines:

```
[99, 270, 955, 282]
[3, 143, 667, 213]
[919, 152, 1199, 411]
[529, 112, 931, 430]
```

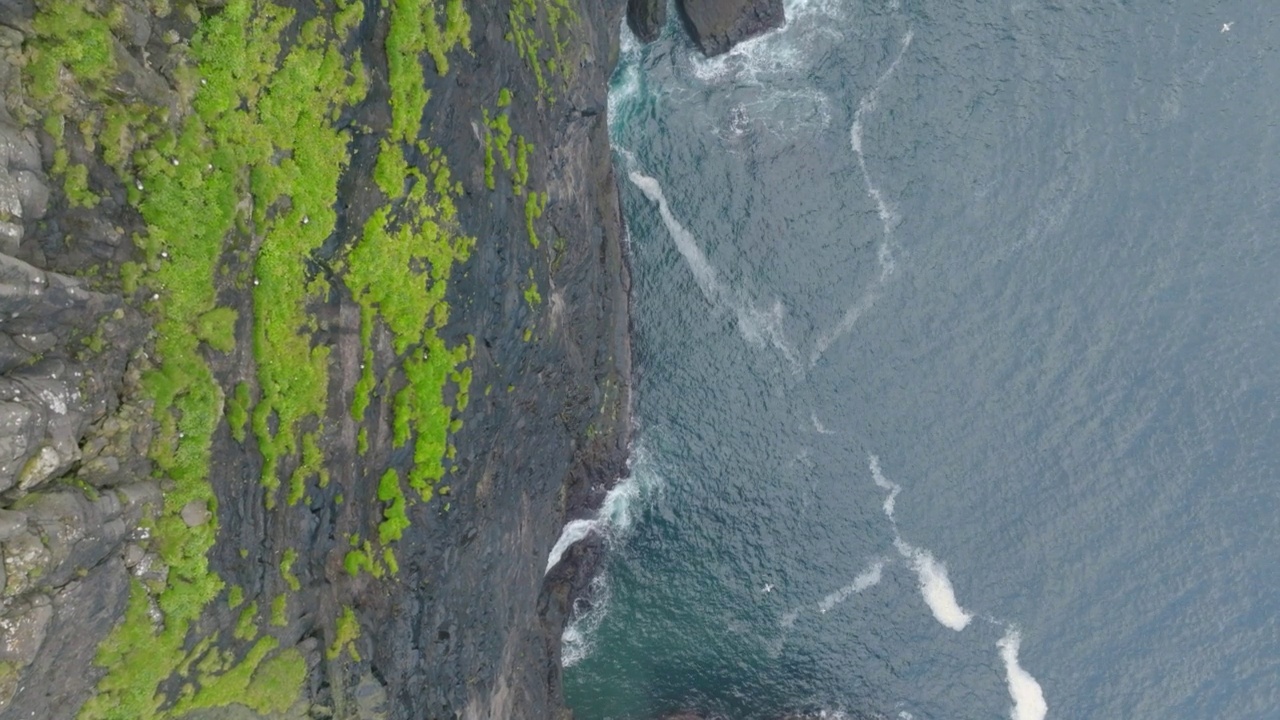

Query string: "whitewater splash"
[687, 0, 850, 85]
[562, 573, 612, 667]
[545, 455, 657, 574]
[551, 449, 663, 666]
[811, 29, 914, 365]
[869, 454, 1048, 718]
[627, 167, 804, 370]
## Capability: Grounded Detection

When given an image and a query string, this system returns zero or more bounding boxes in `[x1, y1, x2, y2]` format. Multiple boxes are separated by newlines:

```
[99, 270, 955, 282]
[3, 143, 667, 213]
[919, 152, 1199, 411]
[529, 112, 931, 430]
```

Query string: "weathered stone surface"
[0, 117, 46, 227]
[180, 498, 212, 527]
[0, 360, 95, 494]
[0, 510, 22, 541]
[0, 558, 130, 720]
[627, 0, 667, 43]
[676, 0, 785, 56]
[0, 594, 51, 665]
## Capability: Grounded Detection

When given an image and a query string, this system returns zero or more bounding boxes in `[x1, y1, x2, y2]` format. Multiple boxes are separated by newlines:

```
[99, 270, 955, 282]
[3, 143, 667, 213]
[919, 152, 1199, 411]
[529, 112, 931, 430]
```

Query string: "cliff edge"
[0, 1, 629, 718]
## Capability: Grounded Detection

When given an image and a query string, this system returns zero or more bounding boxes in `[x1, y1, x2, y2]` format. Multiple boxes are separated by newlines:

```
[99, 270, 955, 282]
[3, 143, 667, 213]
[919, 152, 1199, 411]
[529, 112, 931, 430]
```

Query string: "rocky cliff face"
[0, 1, 629, 719]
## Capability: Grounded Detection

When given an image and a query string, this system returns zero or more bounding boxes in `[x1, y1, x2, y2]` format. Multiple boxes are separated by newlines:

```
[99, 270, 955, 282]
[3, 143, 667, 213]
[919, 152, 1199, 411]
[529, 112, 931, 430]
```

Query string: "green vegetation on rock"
[327, 607, 361, 661]
[506, 0, 579, 101]
[23, 0, 367, 716]
[225, 382, 252, 444]
[377, 469, 409, 544]
[280, 548, 300, 592]
[270, 595, 287, 627]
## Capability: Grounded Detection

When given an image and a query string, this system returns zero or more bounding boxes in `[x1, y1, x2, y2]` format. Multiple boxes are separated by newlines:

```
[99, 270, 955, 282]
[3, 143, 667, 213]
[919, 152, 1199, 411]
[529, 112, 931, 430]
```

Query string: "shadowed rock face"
[676, 0, 785, 56]
[627, 0, 668, 44]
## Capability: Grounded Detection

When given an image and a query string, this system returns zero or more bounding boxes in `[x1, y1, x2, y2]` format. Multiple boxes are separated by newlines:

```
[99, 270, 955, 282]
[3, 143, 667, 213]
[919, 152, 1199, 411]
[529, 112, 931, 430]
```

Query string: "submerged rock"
[627, 0, 667, 43]
[676, 0, 785, 56]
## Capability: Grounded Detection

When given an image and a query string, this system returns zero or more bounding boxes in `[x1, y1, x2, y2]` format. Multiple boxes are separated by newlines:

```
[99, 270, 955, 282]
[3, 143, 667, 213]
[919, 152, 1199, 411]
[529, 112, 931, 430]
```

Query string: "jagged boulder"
[626, 0, 667, 44]
[675, 0, 785, 56]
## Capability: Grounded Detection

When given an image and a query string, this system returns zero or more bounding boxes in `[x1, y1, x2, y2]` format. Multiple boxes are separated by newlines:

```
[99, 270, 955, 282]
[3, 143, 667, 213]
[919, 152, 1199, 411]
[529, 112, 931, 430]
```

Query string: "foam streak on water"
[628, 168, 804, 369]
[818, 560, 885, 614]
[811, 30, 914, 365]
[997, 628, 1049, 720]
[893, 538, 973, 631]
[870, 455, 1050, 714]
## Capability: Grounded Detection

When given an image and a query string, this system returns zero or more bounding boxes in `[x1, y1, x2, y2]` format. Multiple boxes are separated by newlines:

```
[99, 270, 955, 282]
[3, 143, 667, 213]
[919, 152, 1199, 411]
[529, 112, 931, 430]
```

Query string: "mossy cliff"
[0, 0, 630, 718]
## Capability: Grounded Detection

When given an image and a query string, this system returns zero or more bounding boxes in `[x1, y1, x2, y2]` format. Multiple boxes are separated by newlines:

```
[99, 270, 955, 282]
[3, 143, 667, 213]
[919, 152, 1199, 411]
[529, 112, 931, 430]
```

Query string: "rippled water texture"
[561, 0, 1280, 717]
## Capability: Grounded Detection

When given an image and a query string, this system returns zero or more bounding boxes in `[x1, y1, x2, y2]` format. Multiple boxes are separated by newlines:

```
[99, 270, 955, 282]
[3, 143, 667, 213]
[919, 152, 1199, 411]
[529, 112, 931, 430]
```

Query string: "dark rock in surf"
[626, 0, 667, 43]
[676, 0, 785, 56]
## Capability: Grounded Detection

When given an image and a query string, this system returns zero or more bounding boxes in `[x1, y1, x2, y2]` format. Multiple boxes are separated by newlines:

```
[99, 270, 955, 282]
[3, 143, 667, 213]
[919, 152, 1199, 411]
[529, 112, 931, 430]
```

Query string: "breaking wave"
[545, 446, 661, 575]
[552, 448, 663, 666]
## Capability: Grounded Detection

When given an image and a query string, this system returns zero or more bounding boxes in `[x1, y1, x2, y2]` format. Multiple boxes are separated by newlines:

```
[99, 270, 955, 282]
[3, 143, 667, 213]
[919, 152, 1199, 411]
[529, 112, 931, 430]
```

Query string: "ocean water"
[554, 1, 1280, 717]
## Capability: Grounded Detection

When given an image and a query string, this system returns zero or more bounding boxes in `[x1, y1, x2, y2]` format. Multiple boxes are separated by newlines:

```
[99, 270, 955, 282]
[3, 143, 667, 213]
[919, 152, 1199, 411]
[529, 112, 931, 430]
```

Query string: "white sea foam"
[629, 169, 803, 370]
[554, 452, 663, 666]
[870, 456, 972, 631]
[686, 0, 847, 86]
[997, 628, 1049, 720]
[818, 561, 884, 613]
[545, 447, 661, 575]
[628, 171, 727, 307]
[780, 607, 802, 628]
[811, 285, 881, 364]
[561, 573, 612, 667]
[545, 518, 598, 575]
[902, 543, 973, 631]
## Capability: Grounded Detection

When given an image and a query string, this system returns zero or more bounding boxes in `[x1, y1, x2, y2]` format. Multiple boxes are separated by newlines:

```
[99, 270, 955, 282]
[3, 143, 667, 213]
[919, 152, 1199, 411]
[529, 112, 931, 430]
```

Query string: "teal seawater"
[562, 1, 1279, 718]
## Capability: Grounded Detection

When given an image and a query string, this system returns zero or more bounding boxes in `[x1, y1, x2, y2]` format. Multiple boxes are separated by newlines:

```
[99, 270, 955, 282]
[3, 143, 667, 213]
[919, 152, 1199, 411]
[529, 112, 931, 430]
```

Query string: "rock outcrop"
[676, 0, 785, 56]
[0, 0, 633, 718]
[627, 0, 667, 44]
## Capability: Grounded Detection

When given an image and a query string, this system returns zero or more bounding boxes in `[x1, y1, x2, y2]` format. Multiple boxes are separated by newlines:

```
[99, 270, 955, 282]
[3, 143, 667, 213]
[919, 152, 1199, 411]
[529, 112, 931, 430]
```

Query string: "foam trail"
[868, 453, 901, 519]
[997, 628, 1049, 720]
[896, 540, 973, 631]
[811, 285, 880, 363]
[629, 171, 728, 308]
[812, 30, 913, 365]
[870, 455, 972, 631]
[818, 561, 884, 613]
[629, 169, 803, 369]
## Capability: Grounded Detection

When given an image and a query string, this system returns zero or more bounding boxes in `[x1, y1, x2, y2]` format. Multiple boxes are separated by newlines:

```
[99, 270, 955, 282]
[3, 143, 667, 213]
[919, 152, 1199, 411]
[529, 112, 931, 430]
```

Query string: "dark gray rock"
[0, 558, 131, 720]
[676, 0, 785, 56]
[626, 0, 667, 44]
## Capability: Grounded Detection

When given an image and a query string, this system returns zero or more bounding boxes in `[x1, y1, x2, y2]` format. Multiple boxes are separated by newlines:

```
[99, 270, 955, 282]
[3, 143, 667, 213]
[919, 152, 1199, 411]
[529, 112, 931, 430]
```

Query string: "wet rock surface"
[676, 0, 786, 56]
[627, 0, 668, 44]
